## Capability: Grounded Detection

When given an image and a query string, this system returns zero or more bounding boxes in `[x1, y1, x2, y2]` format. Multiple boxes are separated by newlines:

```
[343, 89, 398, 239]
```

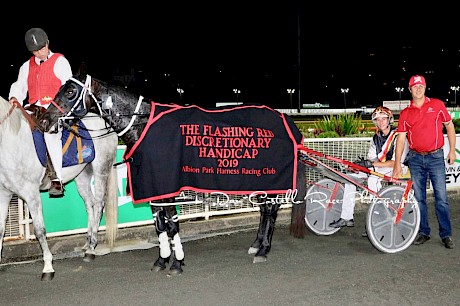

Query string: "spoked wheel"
[305, 178, 344, 235]
[366, 185, 420, 253]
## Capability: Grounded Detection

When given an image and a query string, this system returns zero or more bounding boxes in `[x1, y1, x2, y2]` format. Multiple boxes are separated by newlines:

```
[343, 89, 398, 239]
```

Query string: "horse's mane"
[91, 78, 108, 98]
[75, 62, 143, 103]
[0, 96, 25, 134]
[92, 77, 141, 100]
[90, 76, 150, 112]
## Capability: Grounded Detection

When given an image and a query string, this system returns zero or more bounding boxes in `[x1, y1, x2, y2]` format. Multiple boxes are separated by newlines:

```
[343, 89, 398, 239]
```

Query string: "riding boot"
[47, 154, 64, 198]
[46, 154, 57, 181]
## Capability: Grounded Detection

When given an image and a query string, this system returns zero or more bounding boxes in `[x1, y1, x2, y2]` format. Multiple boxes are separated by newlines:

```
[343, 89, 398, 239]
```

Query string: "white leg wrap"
[43, 253, 54, 273]
[172, 233, 184, 260]
[158, 232, 171, 258]
[43, 260, 55, 274]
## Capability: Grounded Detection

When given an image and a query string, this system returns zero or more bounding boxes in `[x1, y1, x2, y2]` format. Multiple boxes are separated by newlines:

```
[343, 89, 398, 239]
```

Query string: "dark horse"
[39, 72, 307, 275]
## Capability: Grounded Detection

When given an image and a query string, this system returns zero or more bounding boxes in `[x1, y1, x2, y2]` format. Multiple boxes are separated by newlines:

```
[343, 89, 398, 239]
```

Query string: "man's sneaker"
[49, 181, 64, 198]
[442, 237, 454, 249]
[413, 233, 430, 245]
[329, 218, 354, 228]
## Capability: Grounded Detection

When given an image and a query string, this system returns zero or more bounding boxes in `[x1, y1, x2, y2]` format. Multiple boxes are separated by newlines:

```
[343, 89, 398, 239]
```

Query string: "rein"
[0, 100, 39, 131]
[60, 113, 117, 140]
[0, 101, 18, 126]
[117, 95, 144, 137]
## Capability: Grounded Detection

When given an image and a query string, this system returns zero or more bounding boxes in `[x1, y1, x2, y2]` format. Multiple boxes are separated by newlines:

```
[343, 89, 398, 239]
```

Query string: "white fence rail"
[5, 137, 374, 242]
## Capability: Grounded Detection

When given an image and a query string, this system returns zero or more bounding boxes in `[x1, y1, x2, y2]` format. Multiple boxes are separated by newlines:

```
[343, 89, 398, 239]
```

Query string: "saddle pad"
[61, 120, 95, 167]
[32, 120, 95, 167]
[125, 102, 304, 203]
[32, 130, 47, 167]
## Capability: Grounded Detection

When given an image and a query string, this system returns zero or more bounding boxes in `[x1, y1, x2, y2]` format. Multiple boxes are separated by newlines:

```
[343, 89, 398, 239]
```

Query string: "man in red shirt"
[393, 75, 456, 249]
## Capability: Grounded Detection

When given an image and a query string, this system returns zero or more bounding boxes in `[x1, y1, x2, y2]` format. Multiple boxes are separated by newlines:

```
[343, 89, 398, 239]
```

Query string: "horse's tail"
[104, 163, 119, 249]
[290, 160, 306, 238]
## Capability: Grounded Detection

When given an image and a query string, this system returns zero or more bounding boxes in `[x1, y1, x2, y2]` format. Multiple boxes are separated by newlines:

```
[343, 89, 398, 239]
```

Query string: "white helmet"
[371, 106, 394, 127]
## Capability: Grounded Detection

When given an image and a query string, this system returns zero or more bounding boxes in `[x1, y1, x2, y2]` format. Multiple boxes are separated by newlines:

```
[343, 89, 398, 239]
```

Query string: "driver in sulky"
[329, 106, 409, 236]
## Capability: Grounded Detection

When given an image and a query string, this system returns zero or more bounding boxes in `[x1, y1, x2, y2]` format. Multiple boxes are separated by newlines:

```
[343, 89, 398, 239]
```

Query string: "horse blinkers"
[55, 81, 81, 113]
[55, 79, 91, 118]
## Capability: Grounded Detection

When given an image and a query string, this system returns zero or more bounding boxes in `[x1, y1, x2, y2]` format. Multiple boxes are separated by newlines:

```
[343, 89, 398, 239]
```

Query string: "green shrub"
[313, 113, 363, 137]
[316, 130, 340, 138]
[453, 119, 460, 134]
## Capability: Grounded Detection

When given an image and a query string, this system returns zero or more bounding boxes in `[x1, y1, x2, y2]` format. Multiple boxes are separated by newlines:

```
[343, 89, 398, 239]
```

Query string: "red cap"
[409, 75, 426, 88]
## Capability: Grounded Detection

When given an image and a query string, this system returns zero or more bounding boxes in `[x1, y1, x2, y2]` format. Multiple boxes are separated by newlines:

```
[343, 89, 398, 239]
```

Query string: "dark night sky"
[4, 4, 460, 109]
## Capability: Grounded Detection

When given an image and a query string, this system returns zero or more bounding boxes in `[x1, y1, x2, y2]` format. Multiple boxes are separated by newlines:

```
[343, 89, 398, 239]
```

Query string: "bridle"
[56, 74, 144, 137]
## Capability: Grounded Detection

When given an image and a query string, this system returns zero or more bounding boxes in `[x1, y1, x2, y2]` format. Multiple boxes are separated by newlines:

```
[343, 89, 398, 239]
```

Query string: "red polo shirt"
[397, 97, 451, 153]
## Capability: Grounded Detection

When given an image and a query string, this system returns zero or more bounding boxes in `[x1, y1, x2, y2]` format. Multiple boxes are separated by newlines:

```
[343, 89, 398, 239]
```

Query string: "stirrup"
[49, 181, 64, 197]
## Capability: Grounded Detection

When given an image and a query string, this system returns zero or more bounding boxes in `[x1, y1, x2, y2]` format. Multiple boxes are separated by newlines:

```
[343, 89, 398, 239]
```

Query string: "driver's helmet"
[25, 28, 48, 52]
[371, 106, 394, 126]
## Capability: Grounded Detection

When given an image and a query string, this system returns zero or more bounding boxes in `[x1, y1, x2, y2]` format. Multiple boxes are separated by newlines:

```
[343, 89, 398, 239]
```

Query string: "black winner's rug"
[124, 103, 304, 203]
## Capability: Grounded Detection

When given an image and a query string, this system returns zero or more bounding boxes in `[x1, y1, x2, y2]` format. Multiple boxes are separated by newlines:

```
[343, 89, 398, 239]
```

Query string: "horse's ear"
[75, 62, 88, 80]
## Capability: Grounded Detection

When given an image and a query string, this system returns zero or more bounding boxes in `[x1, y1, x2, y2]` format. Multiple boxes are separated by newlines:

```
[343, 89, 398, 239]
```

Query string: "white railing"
[6, 137, 374, 241]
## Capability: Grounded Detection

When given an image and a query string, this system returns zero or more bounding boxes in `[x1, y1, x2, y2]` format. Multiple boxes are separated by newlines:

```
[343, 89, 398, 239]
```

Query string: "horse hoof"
[151, 265, 166, 272]
[41, 272, 55, 281]
[83, 253, 96, 262]
[253, 256, 267, 263]
[167, 269, 183, 276]
[248, 247, 258, 254]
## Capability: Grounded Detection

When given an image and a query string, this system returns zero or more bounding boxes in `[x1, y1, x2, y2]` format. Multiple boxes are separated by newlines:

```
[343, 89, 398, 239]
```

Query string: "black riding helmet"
[25, 28, 48, 51]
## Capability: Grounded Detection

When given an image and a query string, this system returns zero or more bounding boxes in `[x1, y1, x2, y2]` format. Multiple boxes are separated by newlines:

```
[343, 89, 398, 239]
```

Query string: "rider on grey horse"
[8, 27, 72, 197]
